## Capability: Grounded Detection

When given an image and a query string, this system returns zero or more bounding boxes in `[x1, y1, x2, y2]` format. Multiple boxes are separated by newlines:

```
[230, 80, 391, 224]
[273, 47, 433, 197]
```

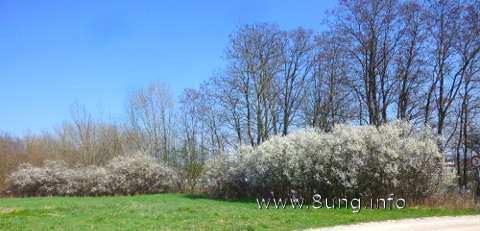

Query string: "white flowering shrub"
[7, 152, 178, 196]
[202, 154, 242, 198]
[203, 121, 443, 199]
[60, 166, 111, 196]
[104, 153, 178, 195]
[8, 160, 70, 196]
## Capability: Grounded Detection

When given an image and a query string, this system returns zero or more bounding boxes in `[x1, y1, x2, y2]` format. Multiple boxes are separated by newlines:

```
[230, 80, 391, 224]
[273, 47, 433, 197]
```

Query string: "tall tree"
[334, 0, 400, 126]
[303, 30, 353, 130]
[226, 23, 283, 145]
[278, 28, 315, 135]
[395, 1, 427, 122]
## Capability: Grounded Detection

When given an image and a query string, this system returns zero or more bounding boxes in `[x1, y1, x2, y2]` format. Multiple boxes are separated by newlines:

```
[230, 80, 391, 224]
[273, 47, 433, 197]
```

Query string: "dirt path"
[305, 215, 480, 231]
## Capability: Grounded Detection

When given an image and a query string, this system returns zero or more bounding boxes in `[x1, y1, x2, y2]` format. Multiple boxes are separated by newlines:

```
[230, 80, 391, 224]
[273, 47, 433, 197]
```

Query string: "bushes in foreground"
[7, 152, 178, 196]
[6, 121, 444, 200]
[203, 121, 443, 200]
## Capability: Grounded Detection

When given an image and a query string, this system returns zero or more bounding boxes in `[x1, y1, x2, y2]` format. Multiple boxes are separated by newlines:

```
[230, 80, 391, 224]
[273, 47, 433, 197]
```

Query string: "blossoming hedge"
[203, 121, 443, 200]
[7, 152, 177, 196]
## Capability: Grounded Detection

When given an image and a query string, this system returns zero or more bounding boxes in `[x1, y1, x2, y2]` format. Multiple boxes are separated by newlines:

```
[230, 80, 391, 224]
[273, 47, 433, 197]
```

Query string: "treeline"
[1, 0, 480, 192]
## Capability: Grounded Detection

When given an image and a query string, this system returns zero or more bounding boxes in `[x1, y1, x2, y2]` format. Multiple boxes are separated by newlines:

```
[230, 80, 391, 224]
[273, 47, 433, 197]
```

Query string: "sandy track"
[304, 215, 480, 231]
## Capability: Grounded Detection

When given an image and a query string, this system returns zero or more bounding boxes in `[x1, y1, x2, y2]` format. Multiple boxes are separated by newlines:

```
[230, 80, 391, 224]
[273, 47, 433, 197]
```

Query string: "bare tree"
[423, 0, 480, 135]
[395, 1, 427, 122]
[54, 104, 123, 166]
[225, 23, 283, 145]
[303, 30, 354, 130]
[210, 73, 245, 146]
[334, 0, 400, 126]
[450, 0, 480, 187]
[126, 82, 177, 164]
[277, 28, 315, 135]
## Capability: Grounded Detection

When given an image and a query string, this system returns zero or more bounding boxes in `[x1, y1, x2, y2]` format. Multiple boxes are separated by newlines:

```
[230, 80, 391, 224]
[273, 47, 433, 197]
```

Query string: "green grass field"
[0, 194, 479, 231]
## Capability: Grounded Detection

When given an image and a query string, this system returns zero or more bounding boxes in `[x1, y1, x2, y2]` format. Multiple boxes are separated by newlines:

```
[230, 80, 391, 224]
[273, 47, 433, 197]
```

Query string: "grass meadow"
[1, 194, 479, 231]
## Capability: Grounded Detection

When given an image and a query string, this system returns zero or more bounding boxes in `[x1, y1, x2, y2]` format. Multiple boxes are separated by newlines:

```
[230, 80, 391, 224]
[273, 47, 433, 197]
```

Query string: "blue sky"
[0, 0, 335, 135]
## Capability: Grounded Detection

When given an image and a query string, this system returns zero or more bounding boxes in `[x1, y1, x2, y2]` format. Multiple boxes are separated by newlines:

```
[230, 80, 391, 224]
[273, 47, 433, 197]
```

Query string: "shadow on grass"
[179, 194, 255, 204]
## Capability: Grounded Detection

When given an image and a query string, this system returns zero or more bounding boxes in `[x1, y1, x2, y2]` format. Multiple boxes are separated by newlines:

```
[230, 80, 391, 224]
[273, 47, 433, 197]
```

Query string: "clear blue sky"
[0, 0, 335, 136]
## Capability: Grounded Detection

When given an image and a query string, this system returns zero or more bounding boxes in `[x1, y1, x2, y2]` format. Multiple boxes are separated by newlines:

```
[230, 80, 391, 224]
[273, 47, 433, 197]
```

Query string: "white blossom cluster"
[203, 121, 443, 199]
[7, 152, 178, 196]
